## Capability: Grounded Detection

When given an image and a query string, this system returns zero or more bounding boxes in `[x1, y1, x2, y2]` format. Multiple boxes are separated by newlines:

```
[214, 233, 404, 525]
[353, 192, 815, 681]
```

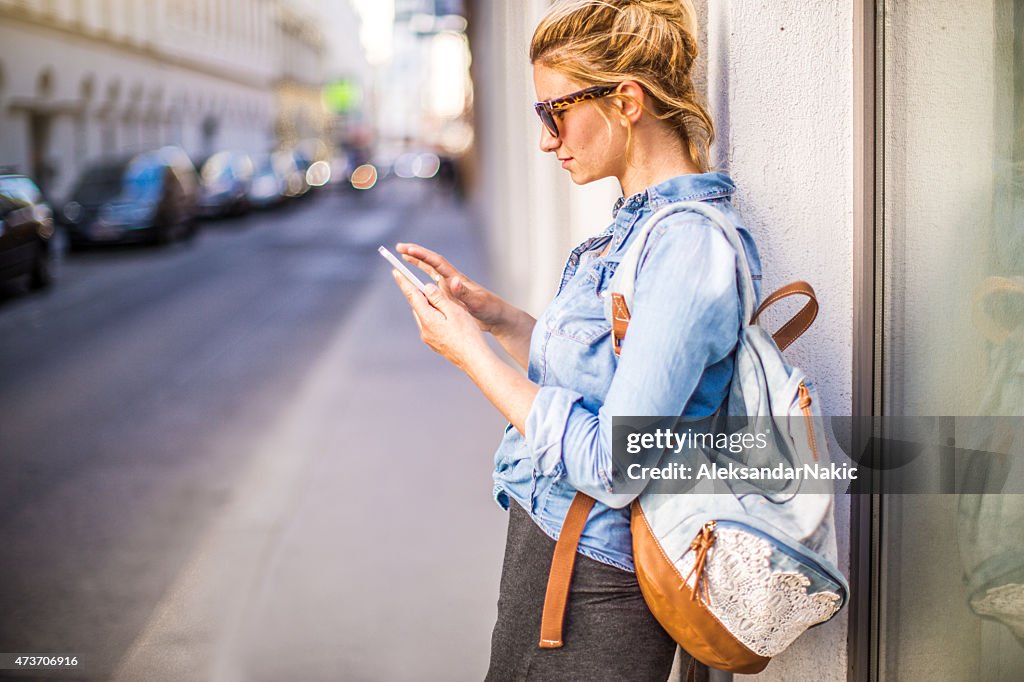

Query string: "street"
[0, 181, 508, 681]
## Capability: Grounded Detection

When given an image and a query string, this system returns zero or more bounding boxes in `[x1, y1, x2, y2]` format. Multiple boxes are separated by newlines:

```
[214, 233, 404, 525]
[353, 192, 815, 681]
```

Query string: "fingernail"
[424, 283, 439, 295]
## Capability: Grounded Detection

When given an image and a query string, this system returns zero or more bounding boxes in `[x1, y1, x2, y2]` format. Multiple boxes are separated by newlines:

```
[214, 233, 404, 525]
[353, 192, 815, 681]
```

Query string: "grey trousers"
[485, 501, 679, 681]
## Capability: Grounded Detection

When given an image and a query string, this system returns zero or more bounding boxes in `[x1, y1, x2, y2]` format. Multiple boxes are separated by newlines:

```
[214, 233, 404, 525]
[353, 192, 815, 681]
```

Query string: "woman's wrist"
[490, 306, 536, 342]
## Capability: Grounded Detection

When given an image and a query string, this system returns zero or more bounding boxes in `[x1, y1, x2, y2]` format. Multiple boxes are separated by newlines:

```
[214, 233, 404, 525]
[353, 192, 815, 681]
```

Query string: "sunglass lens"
[535, 105, 559, 138]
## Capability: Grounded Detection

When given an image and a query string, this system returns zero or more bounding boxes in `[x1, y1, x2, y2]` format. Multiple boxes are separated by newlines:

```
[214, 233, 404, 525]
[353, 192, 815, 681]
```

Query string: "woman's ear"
[615, 81, 646, 125]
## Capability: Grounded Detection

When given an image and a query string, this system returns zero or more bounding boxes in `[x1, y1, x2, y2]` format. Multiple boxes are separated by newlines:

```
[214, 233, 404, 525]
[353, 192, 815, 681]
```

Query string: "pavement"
[108, 185, 510, 682]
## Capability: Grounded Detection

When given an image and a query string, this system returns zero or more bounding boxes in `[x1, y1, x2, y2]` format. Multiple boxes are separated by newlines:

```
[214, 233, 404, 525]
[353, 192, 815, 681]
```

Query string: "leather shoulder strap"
[616, 279, 819, 355]
[606, 201, 757, 356]
[538, 492, 596, 648]
[750, 280, 819, 351]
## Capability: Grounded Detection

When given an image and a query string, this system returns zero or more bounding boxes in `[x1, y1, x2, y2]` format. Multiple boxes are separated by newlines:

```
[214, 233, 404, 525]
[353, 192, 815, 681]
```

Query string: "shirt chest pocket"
[544, 260, 619, 344]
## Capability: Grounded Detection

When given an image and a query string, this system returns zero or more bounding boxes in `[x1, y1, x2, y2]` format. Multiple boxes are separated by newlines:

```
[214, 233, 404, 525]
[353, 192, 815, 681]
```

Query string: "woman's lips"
[560, 158, 573, 169]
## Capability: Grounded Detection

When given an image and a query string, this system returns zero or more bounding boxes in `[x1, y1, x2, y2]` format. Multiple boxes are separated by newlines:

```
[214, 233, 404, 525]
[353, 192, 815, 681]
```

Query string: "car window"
[201, 152, 231, 183]
[0, 176, 37, 208]
[14, 178, 43, 204]
[73, 165, 125, 204]
[121, 155, 165, 203]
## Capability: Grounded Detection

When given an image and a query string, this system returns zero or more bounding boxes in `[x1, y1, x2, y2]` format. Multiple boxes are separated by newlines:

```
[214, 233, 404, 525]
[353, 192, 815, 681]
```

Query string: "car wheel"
[29, 241, 55, 290]
[153, 222, 172, 246]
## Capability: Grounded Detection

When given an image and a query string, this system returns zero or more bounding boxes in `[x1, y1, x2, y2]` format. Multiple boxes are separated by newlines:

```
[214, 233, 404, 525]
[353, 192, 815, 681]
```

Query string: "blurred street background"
[0, 1, 513, 680]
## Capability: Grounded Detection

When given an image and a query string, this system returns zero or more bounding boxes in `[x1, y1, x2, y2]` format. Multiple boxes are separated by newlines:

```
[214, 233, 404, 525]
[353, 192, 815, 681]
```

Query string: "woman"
[389, 1, 761, 679]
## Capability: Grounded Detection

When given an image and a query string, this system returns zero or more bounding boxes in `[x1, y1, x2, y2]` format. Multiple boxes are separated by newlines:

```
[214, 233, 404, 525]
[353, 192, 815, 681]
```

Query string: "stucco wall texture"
[710, 2, 854, 681]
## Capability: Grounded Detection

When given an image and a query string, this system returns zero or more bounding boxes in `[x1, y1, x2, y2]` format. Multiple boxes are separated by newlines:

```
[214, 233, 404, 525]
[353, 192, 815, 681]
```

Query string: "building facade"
[0, 0, 330, 202]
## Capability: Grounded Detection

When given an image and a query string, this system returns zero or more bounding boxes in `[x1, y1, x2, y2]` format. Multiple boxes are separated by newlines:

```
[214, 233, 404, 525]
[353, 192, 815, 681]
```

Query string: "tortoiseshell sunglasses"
[533, 85, 618, 138]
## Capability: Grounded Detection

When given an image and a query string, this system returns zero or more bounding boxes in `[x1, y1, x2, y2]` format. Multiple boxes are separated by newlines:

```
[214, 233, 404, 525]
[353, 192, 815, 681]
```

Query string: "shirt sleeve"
[523, 215, 743, 508]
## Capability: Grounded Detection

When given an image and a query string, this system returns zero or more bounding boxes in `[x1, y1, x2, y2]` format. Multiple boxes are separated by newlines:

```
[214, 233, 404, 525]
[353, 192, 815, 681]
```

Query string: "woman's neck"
[617, 130, 702, 199]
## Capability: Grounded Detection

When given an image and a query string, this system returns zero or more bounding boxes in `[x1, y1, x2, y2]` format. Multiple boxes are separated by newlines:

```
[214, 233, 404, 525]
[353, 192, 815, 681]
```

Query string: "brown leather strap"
[610, 292, 630, 357]
[539, 492, 596, 648]
[610, 280, 819, 355]
[750, 280, 818, 352]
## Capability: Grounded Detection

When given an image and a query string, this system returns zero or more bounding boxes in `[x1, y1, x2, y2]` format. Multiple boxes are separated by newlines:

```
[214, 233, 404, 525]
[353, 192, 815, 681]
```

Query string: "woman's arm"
[488, 307, 536, 371]
[396, 243, 536, 370]
[523, 217, 744, 508]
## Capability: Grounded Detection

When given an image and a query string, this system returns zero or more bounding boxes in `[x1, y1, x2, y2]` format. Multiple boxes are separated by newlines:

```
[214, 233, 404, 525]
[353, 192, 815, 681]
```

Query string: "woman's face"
[532, 64, 627, 185]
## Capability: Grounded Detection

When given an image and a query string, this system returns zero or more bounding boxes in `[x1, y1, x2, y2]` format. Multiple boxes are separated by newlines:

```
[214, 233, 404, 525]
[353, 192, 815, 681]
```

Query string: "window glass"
[121, 155, 165, 204]
[877, 1, 1024, 679]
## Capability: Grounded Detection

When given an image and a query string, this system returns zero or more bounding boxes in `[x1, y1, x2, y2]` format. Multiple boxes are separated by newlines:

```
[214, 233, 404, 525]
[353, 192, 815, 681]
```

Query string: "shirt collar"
[611, 172, 736, 219]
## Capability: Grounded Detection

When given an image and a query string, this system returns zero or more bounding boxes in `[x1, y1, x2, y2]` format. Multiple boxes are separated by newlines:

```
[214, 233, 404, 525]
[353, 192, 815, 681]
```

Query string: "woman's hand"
[394, 243, 536, 371]
[390, 268, 539, 437]
[396, 242, 511, 334]
[391, 271, 490, 372]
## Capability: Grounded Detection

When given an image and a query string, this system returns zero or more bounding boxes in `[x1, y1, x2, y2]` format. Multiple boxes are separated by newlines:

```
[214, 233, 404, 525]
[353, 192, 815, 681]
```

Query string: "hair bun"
[625, 0, 697, 37]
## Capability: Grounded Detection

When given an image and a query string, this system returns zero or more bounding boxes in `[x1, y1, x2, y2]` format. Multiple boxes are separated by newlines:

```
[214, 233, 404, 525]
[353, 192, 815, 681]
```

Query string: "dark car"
[62, 146, 199, 248]
[197, 150, 254, 218]
[0, 173, 57, 289]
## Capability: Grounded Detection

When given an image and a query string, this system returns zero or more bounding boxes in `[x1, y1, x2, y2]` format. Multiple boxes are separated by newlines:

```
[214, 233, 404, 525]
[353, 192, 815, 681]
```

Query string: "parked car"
[197, 150, 254, 218]
[0, 173, 57, 289]
[247, 151, 291, 209]
[62, 146, 199, 248]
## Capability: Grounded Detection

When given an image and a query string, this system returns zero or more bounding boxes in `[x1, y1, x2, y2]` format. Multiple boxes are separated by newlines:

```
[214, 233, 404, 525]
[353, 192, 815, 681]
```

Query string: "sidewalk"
[112, 185, 509, 681]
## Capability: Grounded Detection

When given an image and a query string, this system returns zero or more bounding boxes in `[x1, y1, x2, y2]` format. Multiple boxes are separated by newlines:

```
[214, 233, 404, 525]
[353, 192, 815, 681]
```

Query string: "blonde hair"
[530, 0, 714, 172]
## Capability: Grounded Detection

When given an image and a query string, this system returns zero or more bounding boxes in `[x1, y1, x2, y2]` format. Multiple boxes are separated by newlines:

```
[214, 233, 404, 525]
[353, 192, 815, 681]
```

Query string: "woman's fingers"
[396, 242, 460, 279]
[400, 252, 442, 281]
[392, 270, 445, 323]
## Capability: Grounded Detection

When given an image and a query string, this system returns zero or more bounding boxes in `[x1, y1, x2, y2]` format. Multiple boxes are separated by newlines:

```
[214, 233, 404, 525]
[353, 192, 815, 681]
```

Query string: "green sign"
[323, 80, 361, 114]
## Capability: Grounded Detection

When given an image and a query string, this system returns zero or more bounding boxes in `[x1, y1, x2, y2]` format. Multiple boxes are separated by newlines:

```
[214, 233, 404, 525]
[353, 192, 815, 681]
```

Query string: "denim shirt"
[492, 172, 763, 572]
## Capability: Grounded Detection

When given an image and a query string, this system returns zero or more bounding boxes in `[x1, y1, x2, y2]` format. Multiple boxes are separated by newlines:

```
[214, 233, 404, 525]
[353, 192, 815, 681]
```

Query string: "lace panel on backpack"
[683, 527, 842, 657]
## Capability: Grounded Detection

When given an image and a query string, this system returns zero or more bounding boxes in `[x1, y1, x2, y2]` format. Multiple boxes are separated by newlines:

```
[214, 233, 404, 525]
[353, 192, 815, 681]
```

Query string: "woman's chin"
[567, 170, 589, 185]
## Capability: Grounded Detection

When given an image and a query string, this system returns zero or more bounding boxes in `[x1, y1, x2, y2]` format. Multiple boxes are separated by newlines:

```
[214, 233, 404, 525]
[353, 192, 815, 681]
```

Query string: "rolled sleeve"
[525, 385, 584, 476]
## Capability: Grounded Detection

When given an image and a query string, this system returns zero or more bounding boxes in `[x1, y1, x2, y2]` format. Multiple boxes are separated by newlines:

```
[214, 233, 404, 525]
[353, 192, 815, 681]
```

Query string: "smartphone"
[379, 245, 429, 293]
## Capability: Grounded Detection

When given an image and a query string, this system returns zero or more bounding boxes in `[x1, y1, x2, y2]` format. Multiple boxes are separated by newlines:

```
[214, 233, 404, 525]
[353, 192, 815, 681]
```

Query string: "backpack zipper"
[798, 381, 819, 462]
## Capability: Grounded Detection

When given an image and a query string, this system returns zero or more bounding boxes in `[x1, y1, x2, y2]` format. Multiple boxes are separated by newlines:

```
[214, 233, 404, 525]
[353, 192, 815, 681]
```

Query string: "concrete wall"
[709, 3, 853, 680]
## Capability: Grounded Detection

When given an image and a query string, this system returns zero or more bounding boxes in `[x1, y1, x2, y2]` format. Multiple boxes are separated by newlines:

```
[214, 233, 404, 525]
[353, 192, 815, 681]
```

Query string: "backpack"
[539, 202, 849, 674]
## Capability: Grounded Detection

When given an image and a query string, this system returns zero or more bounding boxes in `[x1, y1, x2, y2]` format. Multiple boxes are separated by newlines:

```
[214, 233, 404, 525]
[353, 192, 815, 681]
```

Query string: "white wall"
[713, 2, 854, 680]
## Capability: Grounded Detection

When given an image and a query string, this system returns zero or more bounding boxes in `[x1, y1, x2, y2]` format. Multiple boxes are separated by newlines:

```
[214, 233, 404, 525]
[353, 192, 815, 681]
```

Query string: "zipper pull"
[797, 381, 820, 461]
[798, 381, 812, 409]
[682, 521, 717, 602]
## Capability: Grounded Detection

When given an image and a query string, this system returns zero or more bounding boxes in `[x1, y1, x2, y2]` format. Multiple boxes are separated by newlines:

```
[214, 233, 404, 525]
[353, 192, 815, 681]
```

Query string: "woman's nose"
[539, 125, 560, 152]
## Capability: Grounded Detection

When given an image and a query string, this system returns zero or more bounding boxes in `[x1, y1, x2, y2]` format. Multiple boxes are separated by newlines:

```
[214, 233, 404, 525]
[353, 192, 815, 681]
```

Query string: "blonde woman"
[390, 1, 761, 678]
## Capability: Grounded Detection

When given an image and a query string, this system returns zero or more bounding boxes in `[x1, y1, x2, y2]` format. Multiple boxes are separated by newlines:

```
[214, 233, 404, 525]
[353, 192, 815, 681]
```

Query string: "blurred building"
[272, 1, 329, 153]
[379, 0, 471, 154]
[0, 0, 341, 201]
